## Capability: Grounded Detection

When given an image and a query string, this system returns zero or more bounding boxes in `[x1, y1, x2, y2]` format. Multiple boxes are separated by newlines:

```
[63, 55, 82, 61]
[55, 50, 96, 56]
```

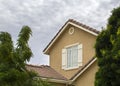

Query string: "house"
[27, 19, 100, 86]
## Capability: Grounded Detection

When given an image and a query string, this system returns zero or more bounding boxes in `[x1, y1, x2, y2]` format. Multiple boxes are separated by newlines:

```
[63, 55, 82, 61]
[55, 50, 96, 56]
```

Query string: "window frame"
[62, 43, 83, 70]
[66, 45, 78, 69]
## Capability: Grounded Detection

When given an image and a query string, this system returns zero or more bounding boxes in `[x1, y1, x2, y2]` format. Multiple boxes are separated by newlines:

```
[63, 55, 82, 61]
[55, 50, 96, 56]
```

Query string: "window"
[67, 45, 78, 68]
[62, 44, 83, 70]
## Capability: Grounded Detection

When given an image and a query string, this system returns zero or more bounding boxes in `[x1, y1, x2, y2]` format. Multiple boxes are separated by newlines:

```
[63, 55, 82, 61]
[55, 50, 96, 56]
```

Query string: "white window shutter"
[78, 44, 83, 66]
[62, 48, 67, 69]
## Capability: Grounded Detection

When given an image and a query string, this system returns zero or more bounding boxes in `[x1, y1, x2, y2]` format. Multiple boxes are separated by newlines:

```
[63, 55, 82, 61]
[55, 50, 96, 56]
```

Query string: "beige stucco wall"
[49, 25, 97, 79]
[73, 61, 98, 86]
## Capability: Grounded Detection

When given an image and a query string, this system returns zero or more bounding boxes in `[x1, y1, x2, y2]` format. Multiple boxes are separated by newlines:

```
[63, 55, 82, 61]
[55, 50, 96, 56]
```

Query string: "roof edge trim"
[43, 20, 99, 54]
[69, 22, 98, 36]
[43, 22, 69, 54]
[40, 77, 70, 84]
[71, 58, 97, 83]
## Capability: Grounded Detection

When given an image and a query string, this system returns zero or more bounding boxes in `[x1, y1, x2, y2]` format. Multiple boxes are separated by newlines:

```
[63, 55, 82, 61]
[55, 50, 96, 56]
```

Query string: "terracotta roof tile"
[26, 64, 67, 80]
[43, 19, 100, 53]
[68, 19, 100, 34]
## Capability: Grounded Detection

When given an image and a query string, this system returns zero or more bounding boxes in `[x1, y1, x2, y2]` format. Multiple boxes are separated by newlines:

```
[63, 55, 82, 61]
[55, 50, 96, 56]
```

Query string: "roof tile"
[68, 19, 100, 34]
[43, 19, 100, 53]
[26, 64, 67, 80]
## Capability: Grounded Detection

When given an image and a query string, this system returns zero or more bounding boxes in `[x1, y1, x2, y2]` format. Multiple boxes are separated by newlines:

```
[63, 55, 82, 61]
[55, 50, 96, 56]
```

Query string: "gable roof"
[43, 19, 100, 54]
[26, 58, 97, 84]
[26, 64, 67, 81]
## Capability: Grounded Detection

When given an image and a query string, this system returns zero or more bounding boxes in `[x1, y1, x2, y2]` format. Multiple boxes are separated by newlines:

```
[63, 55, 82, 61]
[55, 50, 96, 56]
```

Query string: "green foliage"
[95, 6, 120, 86]
[0, 26, 51, 86]
[34, 78, 53, 86]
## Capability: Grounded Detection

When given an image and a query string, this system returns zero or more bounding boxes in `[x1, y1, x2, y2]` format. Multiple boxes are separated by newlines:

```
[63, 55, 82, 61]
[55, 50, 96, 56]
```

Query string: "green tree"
[0, 26, 51, 86]
[95, 6, 120, 86]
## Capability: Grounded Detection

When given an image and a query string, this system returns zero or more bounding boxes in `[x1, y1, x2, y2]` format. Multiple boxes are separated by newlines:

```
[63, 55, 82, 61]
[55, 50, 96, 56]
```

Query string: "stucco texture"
[73, 61, 98, 86]
[49, 24, 97, 79]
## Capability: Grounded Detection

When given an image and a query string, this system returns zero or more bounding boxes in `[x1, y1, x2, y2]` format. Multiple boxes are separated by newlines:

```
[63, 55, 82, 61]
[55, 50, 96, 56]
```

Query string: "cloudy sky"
[0, 0, 119, 65]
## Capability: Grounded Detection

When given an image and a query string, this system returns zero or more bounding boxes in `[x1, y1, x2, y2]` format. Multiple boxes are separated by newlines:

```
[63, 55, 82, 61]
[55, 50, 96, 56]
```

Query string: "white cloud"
[0, 0, 120, 65]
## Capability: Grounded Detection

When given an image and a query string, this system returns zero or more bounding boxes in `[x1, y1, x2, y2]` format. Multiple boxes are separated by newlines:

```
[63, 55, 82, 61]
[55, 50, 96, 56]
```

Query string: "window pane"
[67, 45, 78, 68]
[72, 46, 78, 67]
[67, 48, 72, 68]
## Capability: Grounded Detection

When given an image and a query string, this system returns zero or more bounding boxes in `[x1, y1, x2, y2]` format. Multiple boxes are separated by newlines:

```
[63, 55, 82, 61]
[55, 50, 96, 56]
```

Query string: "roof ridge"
[43, 19, 100, 54]
[26, 64, 50, 68]
[26, 64, 68, 81]
[68, 19, 100, 34]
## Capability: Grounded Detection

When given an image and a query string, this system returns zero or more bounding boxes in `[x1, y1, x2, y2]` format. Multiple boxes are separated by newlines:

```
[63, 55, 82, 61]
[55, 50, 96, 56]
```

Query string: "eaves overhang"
[43, 19, 100, 55]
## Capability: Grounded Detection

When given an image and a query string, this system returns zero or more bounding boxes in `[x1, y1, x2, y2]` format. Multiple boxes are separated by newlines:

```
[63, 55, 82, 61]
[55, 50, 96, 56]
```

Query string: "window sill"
[63, 66, 80, 70]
